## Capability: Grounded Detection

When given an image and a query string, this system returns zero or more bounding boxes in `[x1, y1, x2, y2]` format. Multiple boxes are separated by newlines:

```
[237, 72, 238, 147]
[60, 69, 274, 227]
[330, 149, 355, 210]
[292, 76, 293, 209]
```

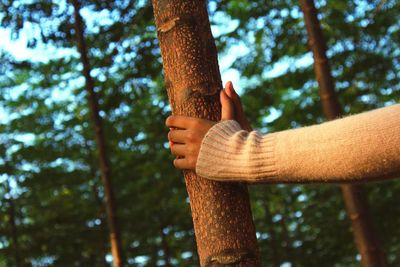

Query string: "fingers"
[225, 81, 243, 114]
[165, 114, 215, 171]
[170, 143, 186, 157]
[165, 115, 192, 129]
[166, 115, 211, 130]
[169, 140, 196, 169]
[168, 129, 186, 143]
[220, 89, 234, 121]
[170, 144, 197, 170]
[173, 158, 194, 170]
[224, 81, 253, 131]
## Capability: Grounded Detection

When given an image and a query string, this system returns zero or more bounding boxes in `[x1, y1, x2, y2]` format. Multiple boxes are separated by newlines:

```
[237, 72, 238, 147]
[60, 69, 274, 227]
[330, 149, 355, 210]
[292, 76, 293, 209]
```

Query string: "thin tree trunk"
[71, 1, 124, 266]
[86, 142, 108, 229]
[151, 1, 260, 266]
[299, 1, 388, 266]
[87, 141, 108, 266]
[6, 179, 21, 267]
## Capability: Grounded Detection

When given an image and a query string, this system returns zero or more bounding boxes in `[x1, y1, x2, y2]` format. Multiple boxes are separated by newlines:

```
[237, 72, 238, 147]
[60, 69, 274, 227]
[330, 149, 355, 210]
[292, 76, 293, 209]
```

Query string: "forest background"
[0, 0, 399, 266]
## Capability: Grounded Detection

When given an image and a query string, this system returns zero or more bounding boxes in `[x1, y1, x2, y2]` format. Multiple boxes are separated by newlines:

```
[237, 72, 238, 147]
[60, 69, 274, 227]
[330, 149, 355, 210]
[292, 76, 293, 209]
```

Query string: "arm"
[166, 82, 400, 183]
[196, 104, 400, 183]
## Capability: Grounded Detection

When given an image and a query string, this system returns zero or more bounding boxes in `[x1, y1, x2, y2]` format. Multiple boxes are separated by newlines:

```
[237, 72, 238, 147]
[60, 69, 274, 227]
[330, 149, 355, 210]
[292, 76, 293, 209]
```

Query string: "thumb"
[224, 81, 253, 131]
[225, 81, 243, 115]
[220, 89, 234, 121]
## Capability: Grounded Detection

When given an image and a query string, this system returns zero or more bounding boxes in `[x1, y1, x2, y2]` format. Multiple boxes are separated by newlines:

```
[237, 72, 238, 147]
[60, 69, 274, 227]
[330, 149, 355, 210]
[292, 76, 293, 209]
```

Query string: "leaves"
[0, 0, 399, 266]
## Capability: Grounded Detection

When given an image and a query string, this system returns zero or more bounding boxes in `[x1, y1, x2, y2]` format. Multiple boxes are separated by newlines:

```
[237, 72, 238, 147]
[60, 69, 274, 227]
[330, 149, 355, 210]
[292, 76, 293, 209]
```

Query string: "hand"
[166, 81, 250, 170]
[224, 81, 252, 131]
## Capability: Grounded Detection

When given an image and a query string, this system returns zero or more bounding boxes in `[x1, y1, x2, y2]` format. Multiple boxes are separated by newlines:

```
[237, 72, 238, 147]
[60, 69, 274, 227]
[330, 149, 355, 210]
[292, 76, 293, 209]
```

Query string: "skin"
[166, 81, 252, 170]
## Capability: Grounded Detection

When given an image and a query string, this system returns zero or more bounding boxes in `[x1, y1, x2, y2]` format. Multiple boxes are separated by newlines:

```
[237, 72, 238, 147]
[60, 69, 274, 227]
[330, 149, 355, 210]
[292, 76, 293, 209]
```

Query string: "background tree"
[299, 0, 388, 265]
[0, 0, 399, 266]
[71, 0, 124, 265]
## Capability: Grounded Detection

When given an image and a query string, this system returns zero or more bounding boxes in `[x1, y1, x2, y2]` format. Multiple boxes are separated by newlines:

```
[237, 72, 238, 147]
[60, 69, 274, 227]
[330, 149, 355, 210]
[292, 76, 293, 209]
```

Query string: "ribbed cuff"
[196, 120, 278, 182]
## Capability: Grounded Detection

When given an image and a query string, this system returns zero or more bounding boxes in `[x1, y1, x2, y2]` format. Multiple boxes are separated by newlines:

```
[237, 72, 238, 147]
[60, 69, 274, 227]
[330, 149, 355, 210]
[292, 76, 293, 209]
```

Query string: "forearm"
[196, 104, 400, 183]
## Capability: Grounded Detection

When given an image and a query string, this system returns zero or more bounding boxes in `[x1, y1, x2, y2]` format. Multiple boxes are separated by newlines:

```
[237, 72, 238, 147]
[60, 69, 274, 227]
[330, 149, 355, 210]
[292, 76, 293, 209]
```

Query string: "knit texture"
[196, 104, 400, 183]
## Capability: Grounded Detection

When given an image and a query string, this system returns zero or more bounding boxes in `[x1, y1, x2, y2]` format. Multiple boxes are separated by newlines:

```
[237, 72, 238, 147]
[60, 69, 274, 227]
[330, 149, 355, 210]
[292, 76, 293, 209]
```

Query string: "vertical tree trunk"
[6, 179, 21, 267]
[299, 1, 388, 266]
[151, 1, 260, 266]
[71, 1, 124, 266]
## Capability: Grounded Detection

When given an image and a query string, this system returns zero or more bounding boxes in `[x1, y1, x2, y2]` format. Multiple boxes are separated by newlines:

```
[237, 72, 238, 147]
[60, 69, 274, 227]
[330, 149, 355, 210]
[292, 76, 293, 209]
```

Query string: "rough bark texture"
[151, 1, 260, 266]
[299, 1, 388, 266]
[71, 1, 124, 266]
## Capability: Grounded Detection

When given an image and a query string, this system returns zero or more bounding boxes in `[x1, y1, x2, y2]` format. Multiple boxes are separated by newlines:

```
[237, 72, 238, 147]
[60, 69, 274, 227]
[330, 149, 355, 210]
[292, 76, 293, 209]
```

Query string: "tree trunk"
[151, 1, 260, 266]
[71, 1, 124, 266]
[299, 1, 388, 266]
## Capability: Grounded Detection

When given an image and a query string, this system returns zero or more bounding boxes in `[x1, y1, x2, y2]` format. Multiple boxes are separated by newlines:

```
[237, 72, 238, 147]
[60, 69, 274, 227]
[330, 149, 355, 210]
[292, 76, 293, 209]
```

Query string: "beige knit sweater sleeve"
[196, 104, 400, 183]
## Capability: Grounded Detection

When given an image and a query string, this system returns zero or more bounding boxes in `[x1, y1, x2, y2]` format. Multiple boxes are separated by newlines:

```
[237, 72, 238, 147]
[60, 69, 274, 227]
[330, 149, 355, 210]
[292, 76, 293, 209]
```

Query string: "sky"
[0, 5, 312, 128]
[1, 2, 395, 265]
[0, 4, 312, 91]
[1, 0, 389, 126]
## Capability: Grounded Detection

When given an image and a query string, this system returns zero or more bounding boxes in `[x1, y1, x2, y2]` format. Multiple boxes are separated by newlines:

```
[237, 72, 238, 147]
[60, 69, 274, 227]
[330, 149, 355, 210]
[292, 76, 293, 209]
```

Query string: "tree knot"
[158, 17, 180, 33]
[205, 248, 255, 266]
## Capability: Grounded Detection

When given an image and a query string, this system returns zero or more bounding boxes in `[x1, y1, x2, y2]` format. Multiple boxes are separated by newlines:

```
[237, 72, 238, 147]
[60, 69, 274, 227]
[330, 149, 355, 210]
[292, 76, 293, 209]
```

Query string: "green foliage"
[217, 0, 400, 266]
[0, 0, 399, 266]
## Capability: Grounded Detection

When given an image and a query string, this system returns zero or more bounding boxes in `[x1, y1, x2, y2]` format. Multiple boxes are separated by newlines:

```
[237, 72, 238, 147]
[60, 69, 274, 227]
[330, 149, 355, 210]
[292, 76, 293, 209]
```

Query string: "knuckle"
[188, 130, 200, 142]
[187, 131, 195, 142]
[185, 146, 193, 155]
[191, 118, 201, 127]
[188, 145, 198, 155]
[188, 157, 196, 168]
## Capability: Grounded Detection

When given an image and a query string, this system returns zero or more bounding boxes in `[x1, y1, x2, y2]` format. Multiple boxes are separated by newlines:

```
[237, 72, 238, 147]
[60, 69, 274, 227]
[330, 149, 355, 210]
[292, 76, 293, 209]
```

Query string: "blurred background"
[0, 0, 399, 266]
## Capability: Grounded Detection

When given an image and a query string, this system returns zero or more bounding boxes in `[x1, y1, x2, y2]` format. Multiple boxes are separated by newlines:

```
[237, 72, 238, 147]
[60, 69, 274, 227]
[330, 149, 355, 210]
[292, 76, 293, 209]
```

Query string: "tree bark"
[151, 1, 260, 266]
[299, 1, 388, 266]
[71, 1, 124, 266]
